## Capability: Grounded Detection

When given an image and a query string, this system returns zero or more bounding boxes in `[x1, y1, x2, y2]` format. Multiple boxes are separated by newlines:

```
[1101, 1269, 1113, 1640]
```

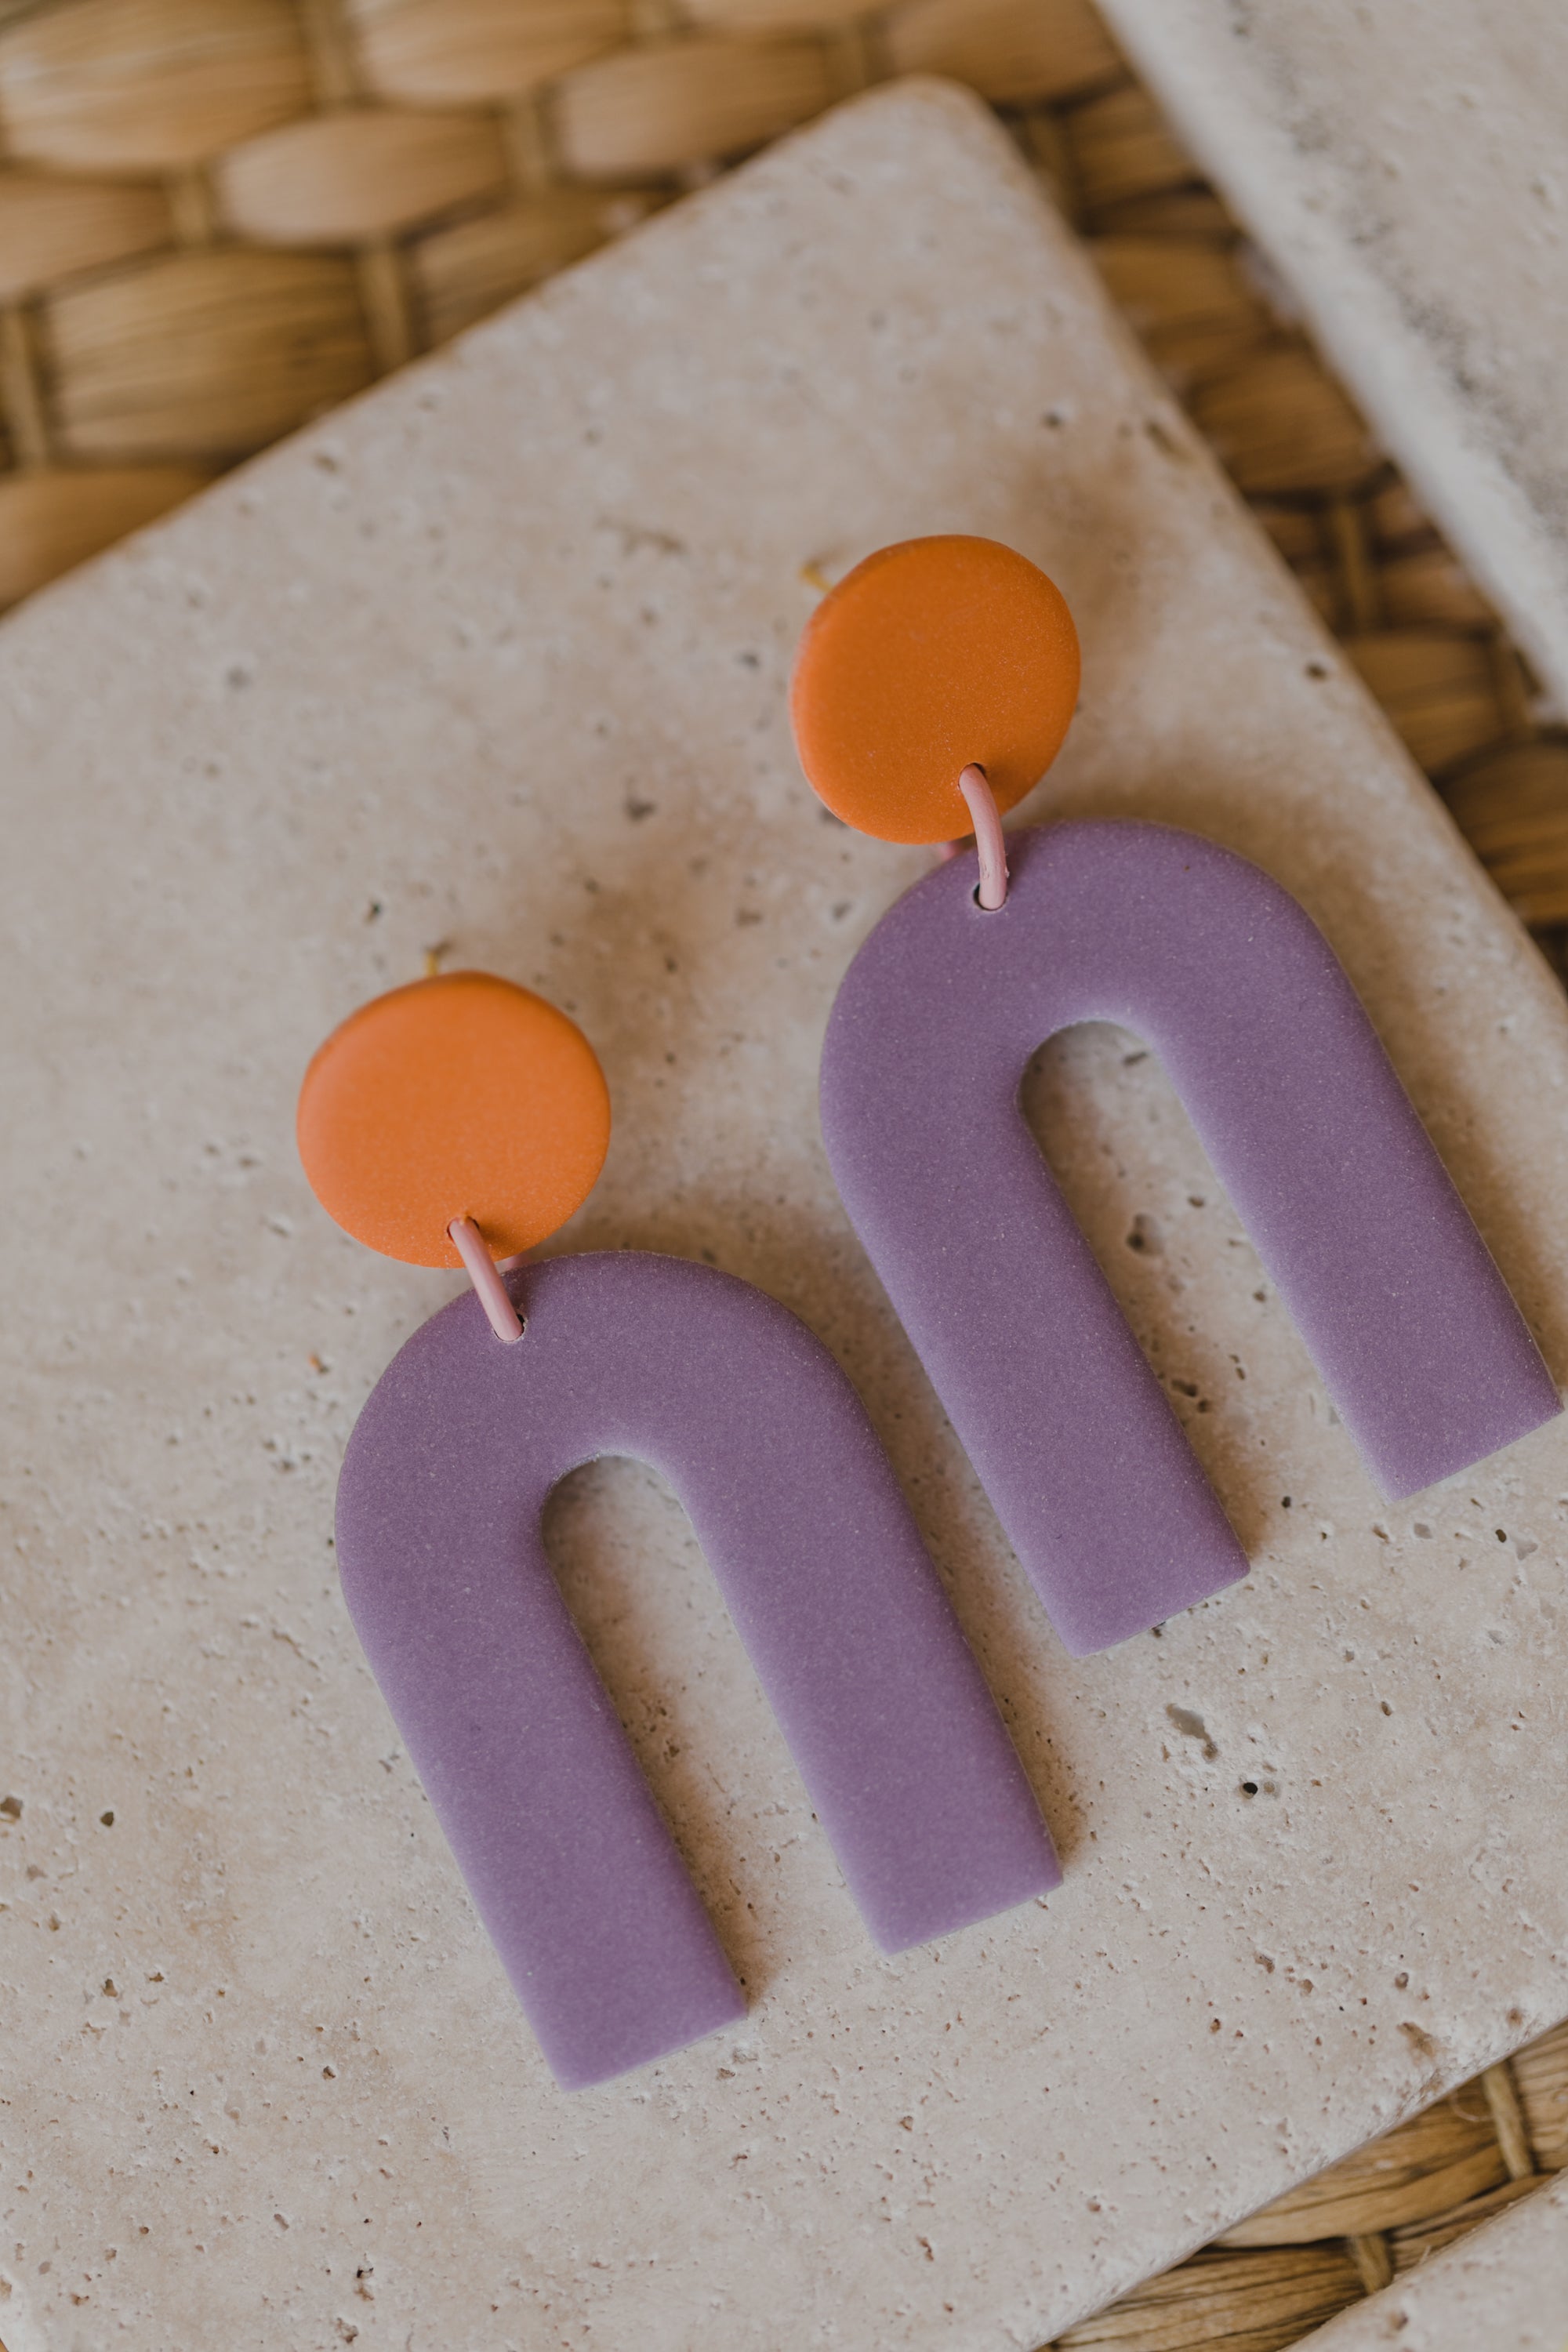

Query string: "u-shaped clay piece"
[821, 821, 1560, 1656]
[336, 1251, 1060, 2091]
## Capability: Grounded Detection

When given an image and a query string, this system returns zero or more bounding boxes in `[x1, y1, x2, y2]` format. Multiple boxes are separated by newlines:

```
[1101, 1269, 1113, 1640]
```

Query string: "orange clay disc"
[789, 535, 1081, 845]
[296, 971, 611, 1268]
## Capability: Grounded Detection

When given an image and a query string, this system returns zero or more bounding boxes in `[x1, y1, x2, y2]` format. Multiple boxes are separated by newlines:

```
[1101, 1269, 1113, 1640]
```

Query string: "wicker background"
[1, 3, 1566, 2345]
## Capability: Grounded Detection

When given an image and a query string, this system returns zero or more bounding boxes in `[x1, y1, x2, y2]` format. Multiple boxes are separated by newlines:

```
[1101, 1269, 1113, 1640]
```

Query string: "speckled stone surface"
[1299, 2172, 1568, 2349]
[2, 78, 1566, 2352]
[1099, 0, 1568, 711]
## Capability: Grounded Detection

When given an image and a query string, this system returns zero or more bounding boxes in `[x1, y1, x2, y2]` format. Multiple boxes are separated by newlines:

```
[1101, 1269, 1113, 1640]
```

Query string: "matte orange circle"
[296, 971, 612, 1267]
[789, 535, 1081, 844]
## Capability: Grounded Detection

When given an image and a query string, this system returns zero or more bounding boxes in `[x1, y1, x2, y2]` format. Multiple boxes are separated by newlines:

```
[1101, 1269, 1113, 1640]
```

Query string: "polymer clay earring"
[299, 968, 1059, 2090]
[793, 535, 1559, 1657]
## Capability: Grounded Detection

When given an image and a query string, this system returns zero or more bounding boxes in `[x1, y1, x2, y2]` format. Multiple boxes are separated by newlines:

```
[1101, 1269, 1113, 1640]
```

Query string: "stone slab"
[1299, 2171, 1568, 2350]
[2, 76, 1567, 2352]
[1098, 0, 1568, 713]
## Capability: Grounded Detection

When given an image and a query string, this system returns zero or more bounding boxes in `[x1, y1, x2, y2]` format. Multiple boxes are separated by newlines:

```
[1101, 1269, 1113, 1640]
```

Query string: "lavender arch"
[336, 1251, 1059, 2091]
[821, 822, 1559, 1657]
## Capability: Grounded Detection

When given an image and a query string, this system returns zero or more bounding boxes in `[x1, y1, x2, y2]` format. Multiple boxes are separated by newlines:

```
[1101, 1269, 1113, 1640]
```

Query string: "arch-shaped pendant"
[336, 1251, 1059, 2089]
[821, 821, 1559, 1657]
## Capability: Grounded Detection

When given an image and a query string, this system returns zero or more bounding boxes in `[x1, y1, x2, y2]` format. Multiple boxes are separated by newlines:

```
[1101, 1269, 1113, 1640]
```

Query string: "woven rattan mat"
[1, 5, 1564, 2346]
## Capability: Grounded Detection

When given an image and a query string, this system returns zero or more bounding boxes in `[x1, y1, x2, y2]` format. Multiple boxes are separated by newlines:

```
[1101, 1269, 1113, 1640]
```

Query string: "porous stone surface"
[1099, 0, 1568, 710]
[1, 78, 1566, 2352]
[1298, 2171, 1568, 2349]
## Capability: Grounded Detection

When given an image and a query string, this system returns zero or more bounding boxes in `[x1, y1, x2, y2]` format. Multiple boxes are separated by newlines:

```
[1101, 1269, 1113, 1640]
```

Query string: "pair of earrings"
[299, 535, 1559, 2092]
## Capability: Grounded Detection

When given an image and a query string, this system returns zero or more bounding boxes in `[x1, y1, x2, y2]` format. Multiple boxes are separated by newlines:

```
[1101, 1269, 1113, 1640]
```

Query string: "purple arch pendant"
[821, 822, 1559, 1657]
[336, 1252, 1060, 2091]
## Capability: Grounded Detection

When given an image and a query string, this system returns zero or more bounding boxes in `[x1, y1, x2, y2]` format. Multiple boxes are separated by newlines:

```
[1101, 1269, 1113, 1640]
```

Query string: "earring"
[792, 535, 1559, 1657]
[299, 967, 1059, 2091]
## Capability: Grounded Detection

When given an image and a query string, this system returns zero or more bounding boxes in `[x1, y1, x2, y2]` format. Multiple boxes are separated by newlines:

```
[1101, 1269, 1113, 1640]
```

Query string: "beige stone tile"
[1298, 2171, 1568, 2350]
[1099, 0, 1568, 712]
[0, 76, 1566, 2350]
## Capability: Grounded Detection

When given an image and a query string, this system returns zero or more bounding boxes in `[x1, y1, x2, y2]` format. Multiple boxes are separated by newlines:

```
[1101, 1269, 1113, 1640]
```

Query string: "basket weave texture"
[0, 5, 1566, 2345]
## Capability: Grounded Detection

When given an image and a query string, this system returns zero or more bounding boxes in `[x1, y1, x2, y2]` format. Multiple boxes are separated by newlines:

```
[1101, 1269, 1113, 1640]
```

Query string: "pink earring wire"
[448, 1216, 524, 1344]
[958, 764, 1008, 909]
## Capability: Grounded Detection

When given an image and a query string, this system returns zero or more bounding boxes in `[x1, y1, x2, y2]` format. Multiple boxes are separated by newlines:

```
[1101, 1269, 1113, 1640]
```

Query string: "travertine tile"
[1100, 0, 1568, 711]
[1299, 2171, 1568, 2350]
[1, 78, 1566, 2350]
